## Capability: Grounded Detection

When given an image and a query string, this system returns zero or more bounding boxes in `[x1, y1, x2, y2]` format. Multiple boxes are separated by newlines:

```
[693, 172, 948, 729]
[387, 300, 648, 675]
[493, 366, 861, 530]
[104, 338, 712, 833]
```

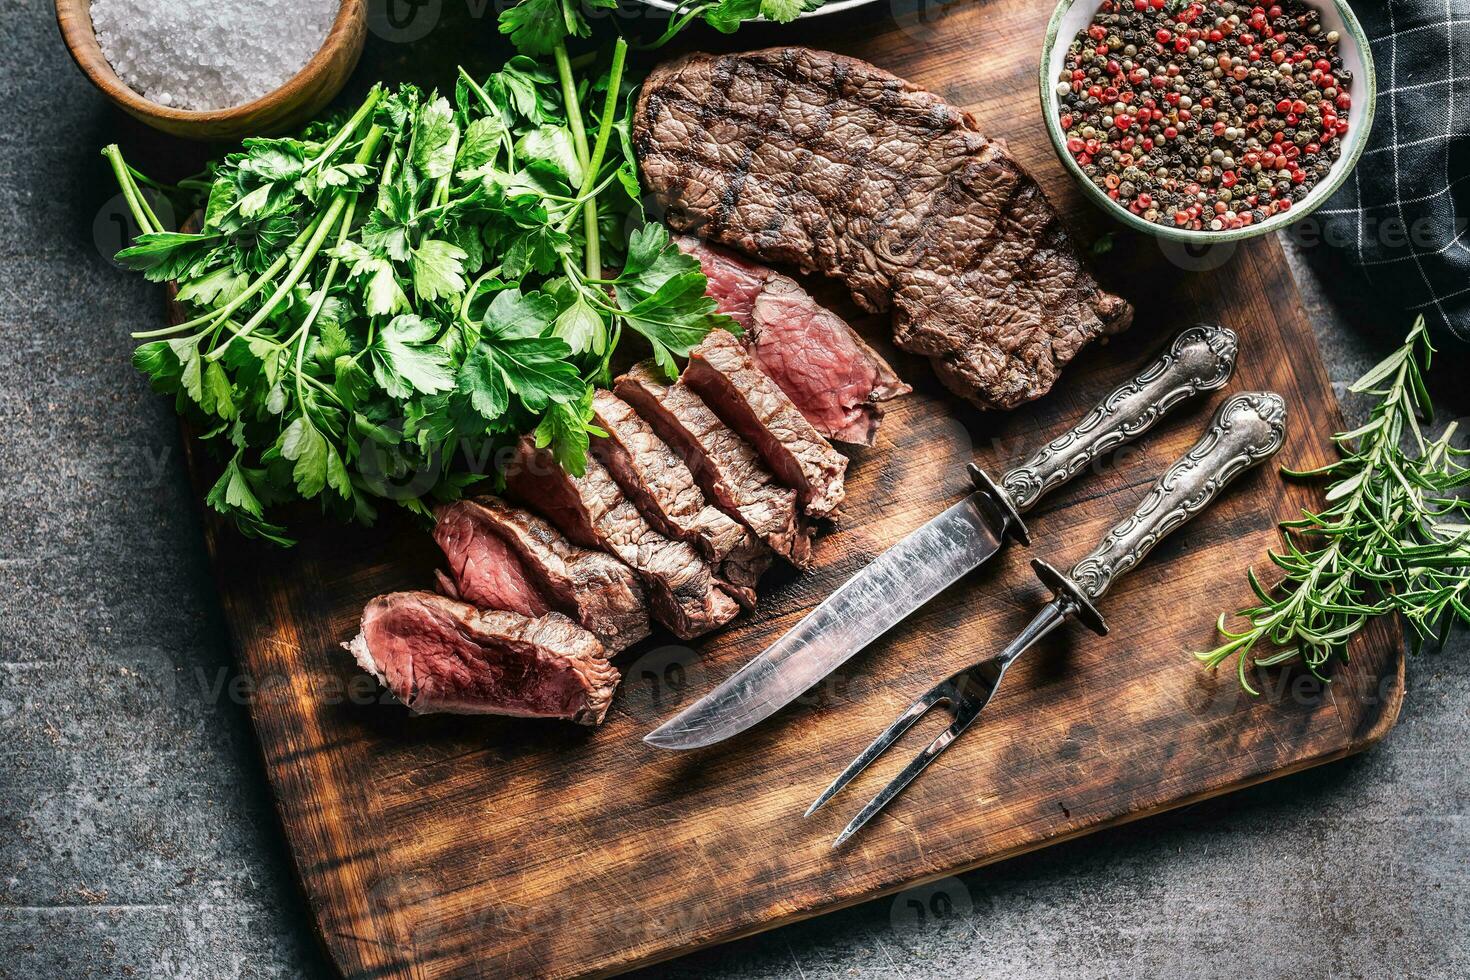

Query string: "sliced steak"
[433, 498, 650, 652]
[616, 362, 810, 567]
[433, 506, 552, 618]
[506, 439, 741, 640]
[636, 48, 1133, 410]
[346, 592, 619, 725]
[684, 329, 848, 519]
[590, 390, 770, 609]
[679, 236, 909, 446]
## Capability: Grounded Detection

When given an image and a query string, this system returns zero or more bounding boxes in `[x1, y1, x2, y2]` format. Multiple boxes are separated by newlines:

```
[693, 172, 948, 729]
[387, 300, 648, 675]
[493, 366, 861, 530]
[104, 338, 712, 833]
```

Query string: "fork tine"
[804, 680, 954, 818]
[831, 711, 976, 848]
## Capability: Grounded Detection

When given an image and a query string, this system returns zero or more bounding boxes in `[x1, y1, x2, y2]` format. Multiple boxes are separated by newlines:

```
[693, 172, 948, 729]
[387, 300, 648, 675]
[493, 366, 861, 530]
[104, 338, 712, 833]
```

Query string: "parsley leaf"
[371, 314, 455, 398]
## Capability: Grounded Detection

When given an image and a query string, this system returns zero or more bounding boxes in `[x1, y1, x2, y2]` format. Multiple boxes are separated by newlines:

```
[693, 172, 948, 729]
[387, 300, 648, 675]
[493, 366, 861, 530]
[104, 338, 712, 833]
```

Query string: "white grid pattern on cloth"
[1312, 0, 1470, 343]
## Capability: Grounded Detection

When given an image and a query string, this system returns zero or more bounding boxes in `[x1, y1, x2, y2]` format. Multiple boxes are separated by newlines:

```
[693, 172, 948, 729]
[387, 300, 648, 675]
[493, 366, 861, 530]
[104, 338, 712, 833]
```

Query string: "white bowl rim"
[1038, 0, 1377, 243]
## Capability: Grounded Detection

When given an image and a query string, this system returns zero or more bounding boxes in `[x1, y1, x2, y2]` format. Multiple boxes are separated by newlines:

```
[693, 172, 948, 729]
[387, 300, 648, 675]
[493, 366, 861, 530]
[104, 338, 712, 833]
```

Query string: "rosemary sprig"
[1197, 316, 1470, 693]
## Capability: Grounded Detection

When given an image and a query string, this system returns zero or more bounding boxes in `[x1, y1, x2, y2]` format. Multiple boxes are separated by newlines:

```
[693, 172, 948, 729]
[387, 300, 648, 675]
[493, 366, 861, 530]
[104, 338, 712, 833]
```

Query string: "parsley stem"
[306, 86, 383, 174]
[204, 124, 387, 360]
[574, 36, 628, 279]
[553, 41, 605, 279]
[639, 3, 713, 51]
[102, 145, 162, 235]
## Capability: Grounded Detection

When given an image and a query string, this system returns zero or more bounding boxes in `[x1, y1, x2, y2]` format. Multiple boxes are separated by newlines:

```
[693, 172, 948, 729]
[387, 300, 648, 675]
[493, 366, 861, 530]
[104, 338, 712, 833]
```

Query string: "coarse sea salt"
[90, 0, 339, 111]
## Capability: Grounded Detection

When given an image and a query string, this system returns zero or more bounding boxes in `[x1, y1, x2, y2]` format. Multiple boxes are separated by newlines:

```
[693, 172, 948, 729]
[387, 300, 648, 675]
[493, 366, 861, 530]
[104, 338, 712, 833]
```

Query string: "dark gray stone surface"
[1, 3, 1464, 978]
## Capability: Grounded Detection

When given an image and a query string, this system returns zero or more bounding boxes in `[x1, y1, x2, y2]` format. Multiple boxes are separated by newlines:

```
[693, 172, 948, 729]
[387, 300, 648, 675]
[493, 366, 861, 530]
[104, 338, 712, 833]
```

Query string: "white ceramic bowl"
[1039, 0, 1376, 242]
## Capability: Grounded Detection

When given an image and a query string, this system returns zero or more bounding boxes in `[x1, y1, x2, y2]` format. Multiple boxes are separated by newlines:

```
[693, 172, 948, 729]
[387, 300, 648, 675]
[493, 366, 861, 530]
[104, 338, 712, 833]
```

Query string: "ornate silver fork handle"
[1039, 389, 1290, 635]
[995, 324, 1238, 516]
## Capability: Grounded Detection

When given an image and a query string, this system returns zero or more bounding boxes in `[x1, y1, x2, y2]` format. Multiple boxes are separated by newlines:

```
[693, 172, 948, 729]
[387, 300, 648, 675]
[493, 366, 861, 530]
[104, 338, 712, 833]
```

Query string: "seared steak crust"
[433, 498, 650, 652]
[616, 363, 811, 567]
[684, 329, 848, 519]
[590, 390, 770, 608]
[347, 592, 619, 725]
[636, 48, 1133, 410]
[507, 439, 742, 640]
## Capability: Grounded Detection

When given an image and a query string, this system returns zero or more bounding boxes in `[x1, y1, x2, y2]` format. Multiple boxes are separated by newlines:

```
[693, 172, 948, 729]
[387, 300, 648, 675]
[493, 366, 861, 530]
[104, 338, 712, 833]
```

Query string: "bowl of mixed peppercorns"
[1041, 0, 1374, 240]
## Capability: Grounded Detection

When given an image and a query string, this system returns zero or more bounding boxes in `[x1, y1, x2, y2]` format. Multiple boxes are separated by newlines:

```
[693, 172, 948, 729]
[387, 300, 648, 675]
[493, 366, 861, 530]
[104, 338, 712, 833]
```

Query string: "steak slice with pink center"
[433, 498, 650, 652]
[590, 390, 770, 609]
[684, 328, 849, 520]
[346, 591, 619, 725]
[616, 362, 810, 568]
[676, 236, 909, 447]
[506, 438, 742, 640]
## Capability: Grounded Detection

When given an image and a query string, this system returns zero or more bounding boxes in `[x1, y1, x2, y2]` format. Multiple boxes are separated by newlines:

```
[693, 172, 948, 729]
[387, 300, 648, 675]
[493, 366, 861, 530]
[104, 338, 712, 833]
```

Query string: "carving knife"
[644, 325, 1239, 750]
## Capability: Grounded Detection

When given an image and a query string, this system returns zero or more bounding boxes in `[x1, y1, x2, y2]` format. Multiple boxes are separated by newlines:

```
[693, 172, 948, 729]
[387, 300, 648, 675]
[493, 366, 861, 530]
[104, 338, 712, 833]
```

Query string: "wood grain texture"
[171, 4, 1404, 978]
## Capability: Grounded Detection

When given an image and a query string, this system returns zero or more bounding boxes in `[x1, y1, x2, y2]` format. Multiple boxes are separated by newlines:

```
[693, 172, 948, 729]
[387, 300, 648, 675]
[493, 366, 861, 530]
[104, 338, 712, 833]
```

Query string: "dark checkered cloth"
[1309, 0, 1470, 344]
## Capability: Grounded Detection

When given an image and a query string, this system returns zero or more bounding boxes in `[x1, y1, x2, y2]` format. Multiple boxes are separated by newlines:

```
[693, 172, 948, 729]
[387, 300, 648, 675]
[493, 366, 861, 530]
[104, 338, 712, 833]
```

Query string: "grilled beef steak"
[678, 236, 909, 446]
[636, 48, 1133, 410]
[433, 498, 650, 652]
[347, 592, 619, 724]
[616, 363, 811, 567]
[685, 329, 848, 519]
[507, 439, 742, 640]
[590, 390, 770, 609]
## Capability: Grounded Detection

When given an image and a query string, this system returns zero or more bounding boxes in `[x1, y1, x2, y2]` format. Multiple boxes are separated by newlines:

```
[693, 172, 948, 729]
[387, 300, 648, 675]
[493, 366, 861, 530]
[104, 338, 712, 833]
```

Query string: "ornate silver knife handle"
[997, 324, 1238, 513]
[1034, 391, 1287, 636]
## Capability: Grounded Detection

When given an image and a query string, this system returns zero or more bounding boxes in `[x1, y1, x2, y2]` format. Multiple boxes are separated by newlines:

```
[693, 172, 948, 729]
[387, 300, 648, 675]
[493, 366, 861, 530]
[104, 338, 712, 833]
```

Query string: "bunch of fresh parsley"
[100, 0, 801, 544]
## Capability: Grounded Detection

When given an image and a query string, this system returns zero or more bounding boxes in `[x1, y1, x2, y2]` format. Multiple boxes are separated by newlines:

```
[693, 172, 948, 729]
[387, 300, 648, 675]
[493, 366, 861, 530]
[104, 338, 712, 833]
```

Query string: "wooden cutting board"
[174, 3, 1403, 977]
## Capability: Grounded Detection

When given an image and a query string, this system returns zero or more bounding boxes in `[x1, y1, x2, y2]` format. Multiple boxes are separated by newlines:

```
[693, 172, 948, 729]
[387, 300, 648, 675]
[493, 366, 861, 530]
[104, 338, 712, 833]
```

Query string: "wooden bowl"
[55, 0, 367, 141]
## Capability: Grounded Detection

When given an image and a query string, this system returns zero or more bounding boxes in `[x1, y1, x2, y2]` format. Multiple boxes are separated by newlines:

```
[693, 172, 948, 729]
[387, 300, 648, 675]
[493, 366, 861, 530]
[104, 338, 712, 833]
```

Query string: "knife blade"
[644, 324, 1238, 751]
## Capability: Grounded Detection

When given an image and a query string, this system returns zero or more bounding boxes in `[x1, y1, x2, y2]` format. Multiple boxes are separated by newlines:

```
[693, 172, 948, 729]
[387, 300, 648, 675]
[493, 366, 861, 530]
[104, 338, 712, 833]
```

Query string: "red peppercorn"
[1067, 138, 1085, 154]
[1137, 192, 1152, 208]
[1221, 170, 1238, 187]
[1335, 93, 1351, 109]
[1133, 0, 1147, 8]
[1278, 198, 1292, 212]
[1276, 99, 1293, 114]
[1163, 125, 1178, 138]
[1208, 29, 1224, 42]
[1156, 27, 1172, 43]
[1088, 24, 1107, 40]
[1061, 114, 1073, 129]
